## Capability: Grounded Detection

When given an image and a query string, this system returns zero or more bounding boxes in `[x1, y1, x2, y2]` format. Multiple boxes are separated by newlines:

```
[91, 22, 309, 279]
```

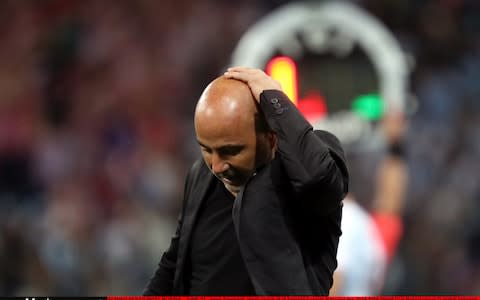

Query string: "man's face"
[194, 77, 276, 195]
[195, 112, 273, 195]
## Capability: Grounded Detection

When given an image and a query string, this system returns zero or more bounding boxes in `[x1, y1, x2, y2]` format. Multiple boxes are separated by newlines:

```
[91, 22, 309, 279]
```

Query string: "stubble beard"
[223, 137, 275, 198]
[224, 182, 241, 197]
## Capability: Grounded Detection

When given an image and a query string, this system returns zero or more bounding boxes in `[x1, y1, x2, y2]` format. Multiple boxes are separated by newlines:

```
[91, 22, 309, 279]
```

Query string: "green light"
[352, 93, 384, 120]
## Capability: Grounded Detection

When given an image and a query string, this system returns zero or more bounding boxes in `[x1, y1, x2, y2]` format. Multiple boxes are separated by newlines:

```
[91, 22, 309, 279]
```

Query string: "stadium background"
[1, 0, 480, 295]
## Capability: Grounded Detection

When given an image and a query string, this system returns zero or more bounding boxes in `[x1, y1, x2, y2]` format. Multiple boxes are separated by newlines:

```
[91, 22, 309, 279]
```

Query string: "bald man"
[144, 67, 349, 295]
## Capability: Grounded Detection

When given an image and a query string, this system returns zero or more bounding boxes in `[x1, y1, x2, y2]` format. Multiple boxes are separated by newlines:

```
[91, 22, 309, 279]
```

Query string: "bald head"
[195, 77, 257, 126]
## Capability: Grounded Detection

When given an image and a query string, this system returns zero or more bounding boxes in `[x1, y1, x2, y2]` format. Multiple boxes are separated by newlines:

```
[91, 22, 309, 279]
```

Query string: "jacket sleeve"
[259, 90, 349, 215]
[143, 169, 193, 295]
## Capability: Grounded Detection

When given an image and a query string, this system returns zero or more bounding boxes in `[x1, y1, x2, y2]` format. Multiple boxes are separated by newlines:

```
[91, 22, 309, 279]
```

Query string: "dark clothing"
[186, 179, 255, 295]
[144, 90, 349, 295]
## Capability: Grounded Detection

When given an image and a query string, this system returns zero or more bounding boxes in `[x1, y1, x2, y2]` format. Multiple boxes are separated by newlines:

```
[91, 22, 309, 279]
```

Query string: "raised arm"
[224, 67, 348, 213]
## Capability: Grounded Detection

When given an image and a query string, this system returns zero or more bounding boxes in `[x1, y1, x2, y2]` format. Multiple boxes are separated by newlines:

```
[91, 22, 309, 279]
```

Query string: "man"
[143, 67, 349, 295]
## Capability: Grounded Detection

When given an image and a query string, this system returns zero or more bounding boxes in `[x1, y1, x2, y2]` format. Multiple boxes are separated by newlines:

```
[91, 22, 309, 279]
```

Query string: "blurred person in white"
[330, 195, 387, 295]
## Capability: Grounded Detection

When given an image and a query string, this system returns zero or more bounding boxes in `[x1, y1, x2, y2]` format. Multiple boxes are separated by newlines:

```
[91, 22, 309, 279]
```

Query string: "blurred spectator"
[330, 196, 387, 296]
[0, 0, 271, 296]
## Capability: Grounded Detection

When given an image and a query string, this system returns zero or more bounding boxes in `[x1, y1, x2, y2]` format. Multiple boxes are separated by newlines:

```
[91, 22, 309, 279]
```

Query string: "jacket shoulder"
[313, 130, 345, 161]
[184, 159, 211, 193]
[314, 129, 349, 192]
[188, 159, 210, 179]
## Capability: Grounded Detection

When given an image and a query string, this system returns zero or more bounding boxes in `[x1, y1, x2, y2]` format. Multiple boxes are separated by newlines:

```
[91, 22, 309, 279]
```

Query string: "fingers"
[224, 67, 264, 80]
[226, 66, 257, 72]
[224, 66, 281, 89]
[223, 66, 283, 102]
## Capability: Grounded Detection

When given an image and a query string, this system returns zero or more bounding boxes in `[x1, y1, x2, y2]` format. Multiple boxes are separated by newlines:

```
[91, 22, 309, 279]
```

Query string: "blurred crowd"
[0, 0, 479, 296]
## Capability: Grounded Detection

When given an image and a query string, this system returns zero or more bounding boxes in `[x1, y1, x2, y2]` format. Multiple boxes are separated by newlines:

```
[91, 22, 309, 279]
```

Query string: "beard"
[213, 134, 276, 197]
[223, 181, 241, 197]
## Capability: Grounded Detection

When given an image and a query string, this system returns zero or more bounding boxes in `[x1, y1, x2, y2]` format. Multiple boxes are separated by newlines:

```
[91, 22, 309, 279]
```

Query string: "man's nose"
[211, 154, 229, 174]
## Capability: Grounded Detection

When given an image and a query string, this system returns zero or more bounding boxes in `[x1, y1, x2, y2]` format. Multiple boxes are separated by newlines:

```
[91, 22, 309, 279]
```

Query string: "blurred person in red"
[144, 67, 349, 295]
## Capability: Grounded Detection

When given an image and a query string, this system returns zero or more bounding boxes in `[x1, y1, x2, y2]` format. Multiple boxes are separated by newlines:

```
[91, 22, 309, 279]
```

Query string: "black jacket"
[144, 90, 349, 295]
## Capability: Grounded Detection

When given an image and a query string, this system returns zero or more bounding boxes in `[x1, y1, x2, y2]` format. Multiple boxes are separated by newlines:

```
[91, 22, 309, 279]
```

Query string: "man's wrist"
[387, 139, 406, 159]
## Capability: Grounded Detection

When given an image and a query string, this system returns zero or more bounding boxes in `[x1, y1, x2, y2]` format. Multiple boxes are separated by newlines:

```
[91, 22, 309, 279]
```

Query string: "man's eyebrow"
[197, 141, 245, 150]
[218, 144, 245, 150]
[197, 140, 208, 148]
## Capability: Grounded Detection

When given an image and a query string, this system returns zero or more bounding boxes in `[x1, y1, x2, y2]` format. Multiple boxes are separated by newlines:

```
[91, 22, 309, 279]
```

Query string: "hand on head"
[224, 66, 282, 102]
